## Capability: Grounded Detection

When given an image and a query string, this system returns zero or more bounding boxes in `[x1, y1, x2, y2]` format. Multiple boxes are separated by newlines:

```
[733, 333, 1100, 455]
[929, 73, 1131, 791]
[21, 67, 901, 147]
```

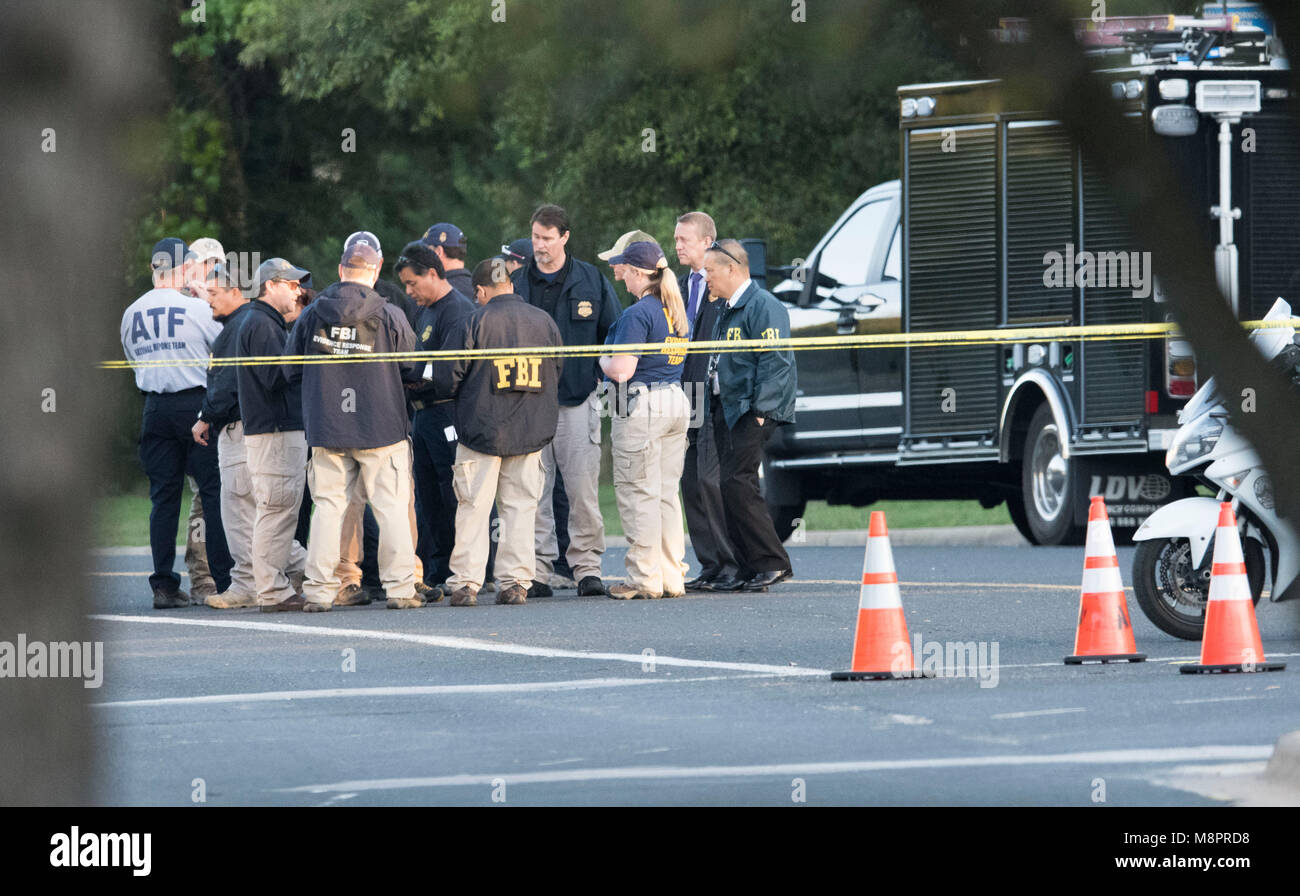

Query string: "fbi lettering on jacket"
[493, 356, 544, 392]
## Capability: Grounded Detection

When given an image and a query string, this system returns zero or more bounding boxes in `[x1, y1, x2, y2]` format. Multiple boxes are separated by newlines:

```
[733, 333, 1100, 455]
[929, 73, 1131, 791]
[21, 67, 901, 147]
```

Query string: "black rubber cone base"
[1180, 661, 1285, 674]
[831, 669, 935, 681]
[1064, 653, 1146, 665]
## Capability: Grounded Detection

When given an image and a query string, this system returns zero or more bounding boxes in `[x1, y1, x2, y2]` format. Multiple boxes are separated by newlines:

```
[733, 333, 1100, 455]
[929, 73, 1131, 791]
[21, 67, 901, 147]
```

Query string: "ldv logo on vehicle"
[1088, 475, 1171, 503]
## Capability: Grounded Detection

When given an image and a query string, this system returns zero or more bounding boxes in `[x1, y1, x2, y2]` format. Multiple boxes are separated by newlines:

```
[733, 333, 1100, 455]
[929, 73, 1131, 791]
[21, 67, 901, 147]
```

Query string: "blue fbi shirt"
[120, 287, 222, 392]
[605, 294, 687, 386]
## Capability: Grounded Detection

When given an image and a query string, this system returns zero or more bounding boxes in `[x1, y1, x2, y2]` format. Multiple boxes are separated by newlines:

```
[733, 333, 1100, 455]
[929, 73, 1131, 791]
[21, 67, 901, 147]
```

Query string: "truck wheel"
[1132, 537, 1264, 641]
[1006, 491, 1039, 544]
[1021, 404, 1085, 546]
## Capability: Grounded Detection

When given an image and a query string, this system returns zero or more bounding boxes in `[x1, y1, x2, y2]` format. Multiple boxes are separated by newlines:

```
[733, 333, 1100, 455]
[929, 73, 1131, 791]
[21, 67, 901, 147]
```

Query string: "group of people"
[119, 205, 798, 611]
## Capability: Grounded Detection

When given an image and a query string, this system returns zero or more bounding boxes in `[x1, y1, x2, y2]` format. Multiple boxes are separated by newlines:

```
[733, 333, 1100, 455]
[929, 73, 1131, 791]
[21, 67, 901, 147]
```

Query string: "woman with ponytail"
[599, 240, 692, 600]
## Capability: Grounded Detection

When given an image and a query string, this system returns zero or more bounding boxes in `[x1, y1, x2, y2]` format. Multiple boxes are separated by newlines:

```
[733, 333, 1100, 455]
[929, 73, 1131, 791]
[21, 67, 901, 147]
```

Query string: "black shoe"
[707, 575, 746, 593]
[527, 582, 554, 599]
[741, 569, 793, 592]
[152, 587, 191, 609]
[577, 576, 606, 596]
[685, 575, 715, 592]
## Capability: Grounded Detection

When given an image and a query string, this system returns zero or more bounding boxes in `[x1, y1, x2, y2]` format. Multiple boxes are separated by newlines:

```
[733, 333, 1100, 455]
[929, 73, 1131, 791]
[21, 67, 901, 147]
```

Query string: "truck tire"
[1132, 536, 1264, 640]
[1006, 491, 1039, 544]
[1020, 404, 1086, 546]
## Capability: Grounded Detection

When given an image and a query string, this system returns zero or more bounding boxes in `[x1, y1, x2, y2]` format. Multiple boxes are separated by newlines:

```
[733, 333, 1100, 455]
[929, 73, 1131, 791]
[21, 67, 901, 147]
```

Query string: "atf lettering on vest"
[492, 356, 544, 393]
[128, 307, 187, 344]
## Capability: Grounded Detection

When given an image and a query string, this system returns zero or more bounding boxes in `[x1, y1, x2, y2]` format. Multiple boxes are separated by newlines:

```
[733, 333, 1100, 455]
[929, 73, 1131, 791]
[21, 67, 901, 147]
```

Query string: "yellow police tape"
[100, 317, 1300, 370]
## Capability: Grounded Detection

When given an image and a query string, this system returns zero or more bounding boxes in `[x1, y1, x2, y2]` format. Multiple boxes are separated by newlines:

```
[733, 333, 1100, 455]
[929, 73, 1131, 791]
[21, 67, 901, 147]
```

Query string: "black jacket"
[375, 277, 420, 330]
[679, 268, 718, 398]
[511, 254, 619, 406]
[434, 294, 562, 457]
[236, 299, 304, 435]
[285, 280, 417, 449]
[198, 301, 251, 431]
[408, 287, 476, 404]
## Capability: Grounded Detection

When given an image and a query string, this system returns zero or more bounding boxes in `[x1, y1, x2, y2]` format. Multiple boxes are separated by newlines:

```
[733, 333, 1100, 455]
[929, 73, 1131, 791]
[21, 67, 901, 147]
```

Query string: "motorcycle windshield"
[1178, 299, 1295, 424]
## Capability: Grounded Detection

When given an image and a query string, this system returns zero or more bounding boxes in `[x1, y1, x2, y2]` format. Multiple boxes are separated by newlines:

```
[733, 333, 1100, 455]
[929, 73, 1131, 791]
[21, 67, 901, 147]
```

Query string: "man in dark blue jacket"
[190, 262, 258, 608]
[701, 239, 797, 592]
[394, 242, 477, 594]
[511, 204, 619, 597]
[285, 238, 424, 610]
[239, 258, 312, 611]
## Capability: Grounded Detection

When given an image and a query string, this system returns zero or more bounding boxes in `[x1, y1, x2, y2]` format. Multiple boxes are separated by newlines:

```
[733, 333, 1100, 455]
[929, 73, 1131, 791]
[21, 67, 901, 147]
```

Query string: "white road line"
[1173, 696, 1266, 706]
[991, 707, 1085, 720]
[89, 614, 831, 677]
[279, 745, 1274, 794]
[89, 675, 754, 708]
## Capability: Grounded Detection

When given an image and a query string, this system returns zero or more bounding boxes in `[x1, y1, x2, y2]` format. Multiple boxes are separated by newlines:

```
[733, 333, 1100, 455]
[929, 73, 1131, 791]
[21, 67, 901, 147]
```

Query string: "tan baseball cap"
[186, 237, 226, 265]
[597, 229, 657, 261]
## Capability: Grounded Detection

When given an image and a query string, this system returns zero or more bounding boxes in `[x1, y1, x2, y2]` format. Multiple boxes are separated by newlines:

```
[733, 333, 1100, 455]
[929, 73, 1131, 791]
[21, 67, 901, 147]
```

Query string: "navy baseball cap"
[502, 238, 533, 263]
[608, 240, 665, 270]
[150, 237, 188, 272]
[423, 223, 467, 249]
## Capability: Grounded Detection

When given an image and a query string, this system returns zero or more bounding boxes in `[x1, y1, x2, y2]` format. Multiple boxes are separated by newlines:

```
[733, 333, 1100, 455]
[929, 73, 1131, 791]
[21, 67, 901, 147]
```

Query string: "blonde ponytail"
[649, 258, 689, 337]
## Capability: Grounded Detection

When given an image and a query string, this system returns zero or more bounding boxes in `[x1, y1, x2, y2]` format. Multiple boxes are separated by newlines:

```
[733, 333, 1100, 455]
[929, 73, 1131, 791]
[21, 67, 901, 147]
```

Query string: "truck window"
[819, 200, 891, 288]
[883, 224, 901, 281]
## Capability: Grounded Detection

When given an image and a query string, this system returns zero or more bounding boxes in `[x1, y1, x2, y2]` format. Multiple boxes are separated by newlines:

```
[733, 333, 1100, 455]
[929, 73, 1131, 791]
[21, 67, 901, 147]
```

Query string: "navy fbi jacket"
[284, 280, 417, 449]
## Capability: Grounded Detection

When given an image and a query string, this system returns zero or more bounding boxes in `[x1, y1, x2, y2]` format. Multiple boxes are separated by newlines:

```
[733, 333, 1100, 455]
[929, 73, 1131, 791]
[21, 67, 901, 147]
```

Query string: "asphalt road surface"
[85, 543, 1300, 806]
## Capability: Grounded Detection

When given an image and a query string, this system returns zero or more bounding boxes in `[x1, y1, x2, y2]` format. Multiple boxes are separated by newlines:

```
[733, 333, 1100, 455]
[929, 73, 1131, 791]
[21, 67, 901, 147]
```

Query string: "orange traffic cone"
[832, 512, 927, 681]
[1182, 503, 1285, 674]
[1065, 497, 1146, 664]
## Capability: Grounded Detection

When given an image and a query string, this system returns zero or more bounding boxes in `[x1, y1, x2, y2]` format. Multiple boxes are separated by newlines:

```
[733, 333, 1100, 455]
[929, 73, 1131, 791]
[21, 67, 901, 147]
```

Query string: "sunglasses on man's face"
[708, 241, 743, 266]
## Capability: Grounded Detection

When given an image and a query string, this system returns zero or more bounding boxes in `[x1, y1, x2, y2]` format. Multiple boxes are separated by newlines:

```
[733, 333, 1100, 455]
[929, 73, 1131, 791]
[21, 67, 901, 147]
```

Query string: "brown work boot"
[606, 583, 661, 600]
[496, 585, 527, 605]
[261, 594, 308, 613]
[386, 594, 426, 609]
[448, 587, 477, 607]
[152, 587, 192, 609]
[334, 583, 373, 606]
[205, 590, 257, 609]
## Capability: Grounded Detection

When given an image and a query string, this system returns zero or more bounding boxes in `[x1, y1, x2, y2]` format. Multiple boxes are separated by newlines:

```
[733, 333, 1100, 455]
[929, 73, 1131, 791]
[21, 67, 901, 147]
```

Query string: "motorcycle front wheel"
[1132, 536, 1265, 641]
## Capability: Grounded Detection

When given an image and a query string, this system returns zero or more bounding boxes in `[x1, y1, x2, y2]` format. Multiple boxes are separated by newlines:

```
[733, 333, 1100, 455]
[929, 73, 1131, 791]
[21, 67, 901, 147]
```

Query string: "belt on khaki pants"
[609, 381, 680, 417]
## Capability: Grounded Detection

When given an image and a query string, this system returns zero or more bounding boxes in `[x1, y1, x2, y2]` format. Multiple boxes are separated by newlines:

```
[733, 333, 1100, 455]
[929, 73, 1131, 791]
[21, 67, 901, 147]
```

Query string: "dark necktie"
[687, 271, 702, 326]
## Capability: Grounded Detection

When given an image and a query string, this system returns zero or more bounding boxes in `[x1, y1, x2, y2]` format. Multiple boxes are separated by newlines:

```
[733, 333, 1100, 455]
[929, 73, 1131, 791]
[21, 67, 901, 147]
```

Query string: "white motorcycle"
[1132, 299, 1300, 641]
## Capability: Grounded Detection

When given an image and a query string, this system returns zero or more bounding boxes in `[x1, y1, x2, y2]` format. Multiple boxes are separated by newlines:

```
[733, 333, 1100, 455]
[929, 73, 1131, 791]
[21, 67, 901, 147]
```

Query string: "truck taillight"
[1166, 337, 1196, 398]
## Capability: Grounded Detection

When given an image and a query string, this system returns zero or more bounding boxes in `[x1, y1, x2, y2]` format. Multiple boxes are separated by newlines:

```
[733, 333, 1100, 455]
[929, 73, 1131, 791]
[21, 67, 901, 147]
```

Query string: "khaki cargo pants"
[448, 443, 544, 593]
[304, 440, 416, 607]
[611, 383, 691, 594]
